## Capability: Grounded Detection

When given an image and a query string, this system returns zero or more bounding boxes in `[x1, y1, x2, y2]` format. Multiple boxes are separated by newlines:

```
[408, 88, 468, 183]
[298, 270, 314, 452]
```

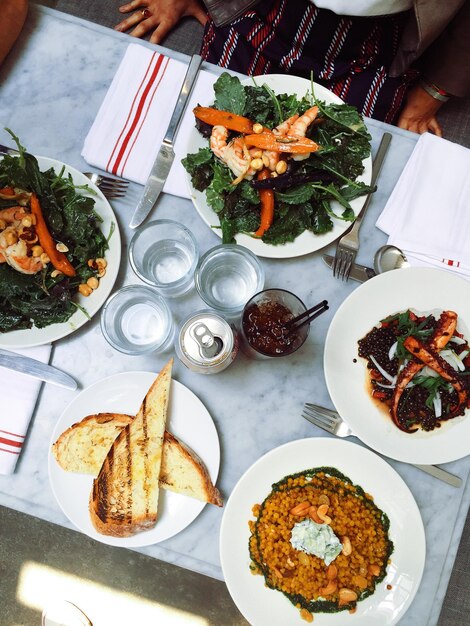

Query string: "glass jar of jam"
[240, 289, 310, 359]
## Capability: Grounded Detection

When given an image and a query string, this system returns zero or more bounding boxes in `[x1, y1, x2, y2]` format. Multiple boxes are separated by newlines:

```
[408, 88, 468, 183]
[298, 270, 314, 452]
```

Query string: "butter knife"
[0, 348, 77, 390]
[323, 253, 376, 282]
[129, 54, 203, 229]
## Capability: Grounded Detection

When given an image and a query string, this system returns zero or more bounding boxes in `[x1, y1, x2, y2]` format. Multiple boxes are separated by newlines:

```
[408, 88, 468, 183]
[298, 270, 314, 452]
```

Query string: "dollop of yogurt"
[290, 519, 343, 566]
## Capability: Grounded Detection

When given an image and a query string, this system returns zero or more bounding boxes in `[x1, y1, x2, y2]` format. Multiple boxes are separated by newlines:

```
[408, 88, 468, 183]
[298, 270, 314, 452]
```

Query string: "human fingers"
[119, 0, 146, 14]
[148, 17, 175, 44]
[128, 15, 160, 39]
[115, 10, 151, 32]
[188, 3, 208, 25]
[428, 117, 443, 137]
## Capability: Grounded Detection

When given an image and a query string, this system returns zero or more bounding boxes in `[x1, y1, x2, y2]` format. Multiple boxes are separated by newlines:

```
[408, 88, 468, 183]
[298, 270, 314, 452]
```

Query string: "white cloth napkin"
[82, 44, 218, 198]
[0, 344, 52, 474]
[376, 132, 470, 278]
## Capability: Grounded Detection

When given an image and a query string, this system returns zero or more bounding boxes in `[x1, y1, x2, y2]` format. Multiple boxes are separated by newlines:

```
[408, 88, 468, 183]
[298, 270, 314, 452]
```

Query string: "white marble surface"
[0, 5, 469, 624]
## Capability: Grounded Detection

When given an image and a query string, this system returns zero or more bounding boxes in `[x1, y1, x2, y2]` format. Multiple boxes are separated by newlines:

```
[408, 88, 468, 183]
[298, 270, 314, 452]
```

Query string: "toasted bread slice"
[52, 414, 222, 506]
[89, 360, 172, 537]
[157, 432, 222, 506]
[52, 413, 134, 475]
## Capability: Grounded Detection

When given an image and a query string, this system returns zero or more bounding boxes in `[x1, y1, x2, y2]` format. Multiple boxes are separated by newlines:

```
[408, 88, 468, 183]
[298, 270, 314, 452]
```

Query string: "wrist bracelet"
[420, 80, 451, 102]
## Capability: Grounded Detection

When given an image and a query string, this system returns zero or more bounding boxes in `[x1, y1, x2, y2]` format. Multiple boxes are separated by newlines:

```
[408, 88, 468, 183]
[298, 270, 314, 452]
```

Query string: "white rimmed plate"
[0, 156, 121, 348]
[220, 437, 425, 626]
[324, 267, 470, 464]
[184, 74, 372, 259]
[48, 371, 221, 547]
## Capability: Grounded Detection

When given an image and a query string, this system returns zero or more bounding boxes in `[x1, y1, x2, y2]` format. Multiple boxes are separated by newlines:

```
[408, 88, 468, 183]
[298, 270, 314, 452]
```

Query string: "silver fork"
[332, 132, 392, 281]
[302, 402, 462, 487]
[0, 143, 129, 200]
[83, 172, 129, 199]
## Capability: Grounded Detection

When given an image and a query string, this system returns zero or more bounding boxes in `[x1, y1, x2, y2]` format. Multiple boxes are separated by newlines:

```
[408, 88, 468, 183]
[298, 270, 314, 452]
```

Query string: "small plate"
[48, 371, 221, 547]
[324, 267, 470, 464]
[184, 74, 372, 259]
[0, 156, 121, 348]
[220, 438, 425, 626]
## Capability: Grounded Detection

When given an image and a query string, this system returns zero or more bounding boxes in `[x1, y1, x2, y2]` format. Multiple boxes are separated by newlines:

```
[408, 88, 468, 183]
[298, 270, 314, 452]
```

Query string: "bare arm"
[115, 0, 207, 45]
[0, 0, 29, 65]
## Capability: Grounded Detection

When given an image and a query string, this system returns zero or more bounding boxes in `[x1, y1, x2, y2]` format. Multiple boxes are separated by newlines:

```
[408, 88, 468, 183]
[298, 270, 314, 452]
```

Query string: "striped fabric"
[106, 53, 170, 179]
[201, 0, 418, 123]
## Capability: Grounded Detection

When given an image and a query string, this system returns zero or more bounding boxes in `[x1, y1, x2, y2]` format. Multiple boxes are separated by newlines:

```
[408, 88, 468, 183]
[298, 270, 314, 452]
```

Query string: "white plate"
[220, 438, 425, 626]
[48, 371, 221, 547]
[185, 74, 372, 259]
[0, 156, 121, 348]
[324, 267, 470, 464]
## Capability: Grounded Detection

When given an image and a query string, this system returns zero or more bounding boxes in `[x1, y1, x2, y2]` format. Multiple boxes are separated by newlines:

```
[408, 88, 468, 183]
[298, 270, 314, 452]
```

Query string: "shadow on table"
[0, 504, 248, 625]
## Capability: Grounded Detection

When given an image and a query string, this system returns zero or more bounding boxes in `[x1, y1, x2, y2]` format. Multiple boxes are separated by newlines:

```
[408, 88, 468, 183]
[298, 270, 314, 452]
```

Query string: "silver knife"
[129, 54, 203, 229]
[0, 348, 77, 390]
[323, 253, 376, 282]
[302, 405, 462, 487]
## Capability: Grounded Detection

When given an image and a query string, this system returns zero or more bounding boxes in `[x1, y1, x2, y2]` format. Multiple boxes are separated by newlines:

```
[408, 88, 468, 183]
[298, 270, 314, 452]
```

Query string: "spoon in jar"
[373, 245, 409, 275]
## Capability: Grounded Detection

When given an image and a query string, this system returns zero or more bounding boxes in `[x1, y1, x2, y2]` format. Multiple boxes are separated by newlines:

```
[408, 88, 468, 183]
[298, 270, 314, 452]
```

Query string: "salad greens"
[183, 73, 373, 245]
[0, 131, 109, 332]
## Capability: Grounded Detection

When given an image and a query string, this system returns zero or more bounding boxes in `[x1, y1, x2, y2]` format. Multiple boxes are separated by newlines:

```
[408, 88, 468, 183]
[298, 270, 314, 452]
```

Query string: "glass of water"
[129, 219, 199, 297]
[194, 244, 265, 317]
[100, 285, 174, 355]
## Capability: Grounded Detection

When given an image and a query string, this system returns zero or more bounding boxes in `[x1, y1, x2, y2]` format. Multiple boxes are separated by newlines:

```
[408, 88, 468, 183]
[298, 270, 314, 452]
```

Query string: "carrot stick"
[193, 106, 256, 134]
[29, 193, 76, 277]
[254, 169, 275, 238]
[245, 132, 319, 154]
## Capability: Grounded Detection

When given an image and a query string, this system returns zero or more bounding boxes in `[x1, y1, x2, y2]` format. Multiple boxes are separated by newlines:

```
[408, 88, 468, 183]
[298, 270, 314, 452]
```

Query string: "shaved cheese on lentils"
[370, 355, 397, 384]
[388, 341, 398, 361]
[433, 394, 442, 418]
[449, 335, 467, 345]
[440, 349, 466, 372]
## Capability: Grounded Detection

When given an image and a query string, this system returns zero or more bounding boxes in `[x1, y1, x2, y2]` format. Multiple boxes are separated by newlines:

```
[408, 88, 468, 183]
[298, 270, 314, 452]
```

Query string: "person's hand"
[396, 84, 444, 137]
[115, 0, 207, 44]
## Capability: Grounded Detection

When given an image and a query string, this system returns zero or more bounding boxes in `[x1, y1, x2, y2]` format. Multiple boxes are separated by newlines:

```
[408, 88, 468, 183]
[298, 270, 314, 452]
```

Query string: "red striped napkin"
[82, 44, 218, 197]
[0, 344, 51, 474]
[376, 132, 470, 279]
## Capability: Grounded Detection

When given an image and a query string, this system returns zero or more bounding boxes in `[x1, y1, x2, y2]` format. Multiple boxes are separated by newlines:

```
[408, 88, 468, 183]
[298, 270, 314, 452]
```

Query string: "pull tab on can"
[190, 322, 223, 359]
[176, 310, 238, 374]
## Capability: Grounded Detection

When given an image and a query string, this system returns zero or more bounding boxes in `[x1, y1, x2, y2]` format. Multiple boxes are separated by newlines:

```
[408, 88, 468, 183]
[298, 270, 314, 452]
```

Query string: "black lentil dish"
[248, 468, 393, 623]
[358, 309, 470, 433]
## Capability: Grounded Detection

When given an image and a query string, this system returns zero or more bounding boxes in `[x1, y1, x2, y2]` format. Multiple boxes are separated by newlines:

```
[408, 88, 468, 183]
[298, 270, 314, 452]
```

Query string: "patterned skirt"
[200, 0, 419, 123]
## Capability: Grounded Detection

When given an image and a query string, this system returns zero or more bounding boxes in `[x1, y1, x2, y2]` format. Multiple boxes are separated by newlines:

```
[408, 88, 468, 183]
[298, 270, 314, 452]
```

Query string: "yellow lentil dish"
[249, 467, 393, 621]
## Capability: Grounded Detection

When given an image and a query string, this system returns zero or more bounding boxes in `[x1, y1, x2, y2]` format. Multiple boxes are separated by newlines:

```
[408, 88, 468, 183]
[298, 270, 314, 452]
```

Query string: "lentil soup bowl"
[219, 438, 425, 626]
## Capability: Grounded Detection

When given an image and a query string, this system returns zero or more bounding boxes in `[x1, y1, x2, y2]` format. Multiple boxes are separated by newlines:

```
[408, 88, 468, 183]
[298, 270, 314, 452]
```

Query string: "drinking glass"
[129, 219, 198, 297]
[239, 288, 309, 360]
[100, 285, 174, 355]
[195, 244, 265, 316]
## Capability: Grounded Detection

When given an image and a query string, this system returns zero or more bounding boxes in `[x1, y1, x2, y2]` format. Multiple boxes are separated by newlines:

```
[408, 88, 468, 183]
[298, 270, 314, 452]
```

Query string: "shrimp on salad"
[205, 107, 319, 181]
[0, 194, 48, 275]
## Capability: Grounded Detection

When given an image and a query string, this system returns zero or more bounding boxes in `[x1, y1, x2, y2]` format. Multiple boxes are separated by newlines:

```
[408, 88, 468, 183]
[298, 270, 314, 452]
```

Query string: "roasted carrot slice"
[193, 106, 255, 134]
[254, 169, 274, 238]
[30, 193, 76, 277]
[244, 132, 319, 154]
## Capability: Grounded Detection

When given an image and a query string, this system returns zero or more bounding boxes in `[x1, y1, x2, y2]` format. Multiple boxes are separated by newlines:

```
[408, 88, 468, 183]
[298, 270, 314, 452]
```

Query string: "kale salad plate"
[183, 74, 373, 259]
[0, 145, 121, 348]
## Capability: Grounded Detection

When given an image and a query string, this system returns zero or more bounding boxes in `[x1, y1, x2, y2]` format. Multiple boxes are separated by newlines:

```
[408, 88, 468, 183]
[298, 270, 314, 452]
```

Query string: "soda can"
[176, 309, 238, 374]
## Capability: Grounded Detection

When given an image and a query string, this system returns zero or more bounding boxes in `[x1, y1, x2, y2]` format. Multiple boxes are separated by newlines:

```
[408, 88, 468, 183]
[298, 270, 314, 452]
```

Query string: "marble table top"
[0, 5, 469, 625]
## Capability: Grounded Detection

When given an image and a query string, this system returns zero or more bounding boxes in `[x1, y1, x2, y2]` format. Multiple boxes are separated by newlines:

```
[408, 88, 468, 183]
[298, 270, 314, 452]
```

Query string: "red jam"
[242, 301, 300, 356]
